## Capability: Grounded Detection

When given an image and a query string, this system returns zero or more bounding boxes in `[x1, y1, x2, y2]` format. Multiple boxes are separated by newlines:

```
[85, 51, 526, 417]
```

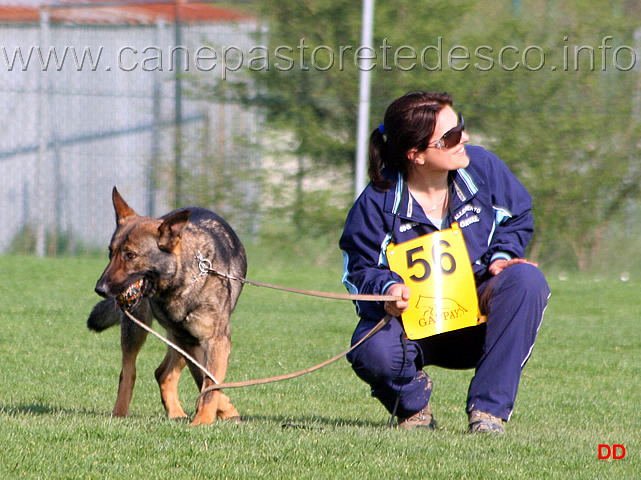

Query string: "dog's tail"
[87, 298, 121, 332]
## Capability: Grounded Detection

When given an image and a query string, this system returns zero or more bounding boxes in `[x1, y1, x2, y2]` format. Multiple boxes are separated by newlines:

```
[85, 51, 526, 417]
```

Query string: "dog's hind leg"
[155, 339, 188, 419]
[112, 300, 152, 417]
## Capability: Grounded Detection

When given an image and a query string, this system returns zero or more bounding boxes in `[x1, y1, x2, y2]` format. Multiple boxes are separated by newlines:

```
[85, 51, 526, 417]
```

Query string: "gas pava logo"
[415, 296, 468, 327]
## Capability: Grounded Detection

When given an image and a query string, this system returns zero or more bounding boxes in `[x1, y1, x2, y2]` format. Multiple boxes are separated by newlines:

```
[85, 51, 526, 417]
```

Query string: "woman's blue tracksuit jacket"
[339, 145, 550, 421]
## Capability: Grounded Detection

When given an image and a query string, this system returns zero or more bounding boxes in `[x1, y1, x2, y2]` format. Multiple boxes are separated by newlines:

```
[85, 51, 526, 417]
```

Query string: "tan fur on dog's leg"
[155, 344, 188, 419]
[112, 353, 137, 417]
[191, 390, 220, 426]
[217, 393, 241, 421]
[112, 328, 147, 416]
[191, 336, 234, 425]
[112, 302, 151, 417]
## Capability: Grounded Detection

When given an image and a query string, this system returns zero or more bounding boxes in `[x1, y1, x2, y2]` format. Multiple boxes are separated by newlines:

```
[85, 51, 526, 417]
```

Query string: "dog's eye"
[125, 251, 137, 260]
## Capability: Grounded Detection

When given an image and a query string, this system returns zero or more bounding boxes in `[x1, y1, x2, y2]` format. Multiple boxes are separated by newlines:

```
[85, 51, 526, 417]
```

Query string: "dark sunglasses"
[427, 114, 465, 149]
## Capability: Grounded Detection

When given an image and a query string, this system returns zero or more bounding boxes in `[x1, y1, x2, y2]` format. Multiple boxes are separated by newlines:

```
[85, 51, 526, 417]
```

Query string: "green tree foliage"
[223, 0, 641, 271]
[452, 1, 641, 270]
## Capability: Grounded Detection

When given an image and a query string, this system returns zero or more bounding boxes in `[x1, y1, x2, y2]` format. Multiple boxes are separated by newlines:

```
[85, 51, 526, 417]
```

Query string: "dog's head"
[94, 187, 191, 310]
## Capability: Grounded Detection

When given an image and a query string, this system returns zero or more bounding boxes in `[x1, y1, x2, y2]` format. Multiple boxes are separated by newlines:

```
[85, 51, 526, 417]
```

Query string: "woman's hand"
[384, 283, 411, 317]
[489, 258, 538, 276]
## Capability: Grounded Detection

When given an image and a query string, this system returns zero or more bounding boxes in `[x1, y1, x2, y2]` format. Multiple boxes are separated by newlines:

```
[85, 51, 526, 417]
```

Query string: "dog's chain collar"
[195, 250, 245, 285]
[194, 250, 213, 281]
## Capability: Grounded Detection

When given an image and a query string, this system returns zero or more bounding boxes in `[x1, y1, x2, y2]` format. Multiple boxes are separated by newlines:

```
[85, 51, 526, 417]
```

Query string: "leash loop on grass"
[196, 314, 392, 397]
[123, 309, 392, 406]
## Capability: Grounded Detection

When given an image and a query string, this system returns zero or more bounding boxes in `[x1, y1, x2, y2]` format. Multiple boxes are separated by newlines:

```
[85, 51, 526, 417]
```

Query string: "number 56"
[405, 240, 456, 283]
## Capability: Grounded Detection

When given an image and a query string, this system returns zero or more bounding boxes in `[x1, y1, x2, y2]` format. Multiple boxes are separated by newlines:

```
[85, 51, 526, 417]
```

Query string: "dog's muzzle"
[115, 278, 145, 310]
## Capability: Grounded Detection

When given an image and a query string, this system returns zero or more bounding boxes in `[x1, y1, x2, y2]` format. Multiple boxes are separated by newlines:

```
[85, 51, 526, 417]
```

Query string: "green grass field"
[0, 250, 639, 479]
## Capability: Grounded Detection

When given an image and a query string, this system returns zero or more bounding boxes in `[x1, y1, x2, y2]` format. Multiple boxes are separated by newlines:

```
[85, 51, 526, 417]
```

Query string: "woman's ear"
[407, 148, 424, 165]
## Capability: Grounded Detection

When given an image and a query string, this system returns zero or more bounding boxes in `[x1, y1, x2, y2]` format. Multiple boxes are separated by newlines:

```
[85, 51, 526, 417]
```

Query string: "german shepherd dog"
[88, 187, 247, 425]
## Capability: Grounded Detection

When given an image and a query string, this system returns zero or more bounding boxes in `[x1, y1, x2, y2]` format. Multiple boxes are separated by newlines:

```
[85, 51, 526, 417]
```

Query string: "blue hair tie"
[378, 123, 385, 135]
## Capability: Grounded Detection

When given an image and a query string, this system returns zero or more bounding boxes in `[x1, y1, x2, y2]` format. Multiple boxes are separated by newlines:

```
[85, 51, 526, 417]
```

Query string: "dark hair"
[368, 91, 453, 190]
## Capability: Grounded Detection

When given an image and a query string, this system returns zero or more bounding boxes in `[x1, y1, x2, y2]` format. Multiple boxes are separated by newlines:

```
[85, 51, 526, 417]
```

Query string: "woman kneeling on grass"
[339, 91, 550, 433]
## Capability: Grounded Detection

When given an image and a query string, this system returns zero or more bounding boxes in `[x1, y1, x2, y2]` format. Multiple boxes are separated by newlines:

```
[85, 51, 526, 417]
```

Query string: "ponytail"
[368, 127, 393, 191]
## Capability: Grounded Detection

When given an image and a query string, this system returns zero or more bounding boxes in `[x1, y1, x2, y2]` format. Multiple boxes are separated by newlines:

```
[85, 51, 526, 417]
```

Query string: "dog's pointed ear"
[158, 209, 191, 252]
[112, 187, 137, 225]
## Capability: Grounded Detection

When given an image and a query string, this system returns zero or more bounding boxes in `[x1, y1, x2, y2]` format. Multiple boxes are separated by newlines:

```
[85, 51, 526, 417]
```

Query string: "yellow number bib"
[386, 222, 486, 340]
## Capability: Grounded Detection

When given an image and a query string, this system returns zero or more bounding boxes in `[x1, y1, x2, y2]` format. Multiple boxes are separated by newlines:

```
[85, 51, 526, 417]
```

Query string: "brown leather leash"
[194, 250, 399, 302]
[196, 314, 392, 401]
[123, 309, 221, 385]
[121, 254, 400, 399]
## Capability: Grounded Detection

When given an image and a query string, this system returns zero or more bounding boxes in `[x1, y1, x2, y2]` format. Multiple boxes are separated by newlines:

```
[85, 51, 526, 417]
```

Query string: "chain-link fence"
[0, 2, 263, 255]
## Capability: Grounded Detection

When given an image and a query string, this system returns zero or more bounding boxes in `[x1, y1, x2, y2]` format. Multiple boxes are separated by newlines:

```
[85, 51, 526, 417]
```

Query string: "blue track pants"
[346, 263, 550, 421]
